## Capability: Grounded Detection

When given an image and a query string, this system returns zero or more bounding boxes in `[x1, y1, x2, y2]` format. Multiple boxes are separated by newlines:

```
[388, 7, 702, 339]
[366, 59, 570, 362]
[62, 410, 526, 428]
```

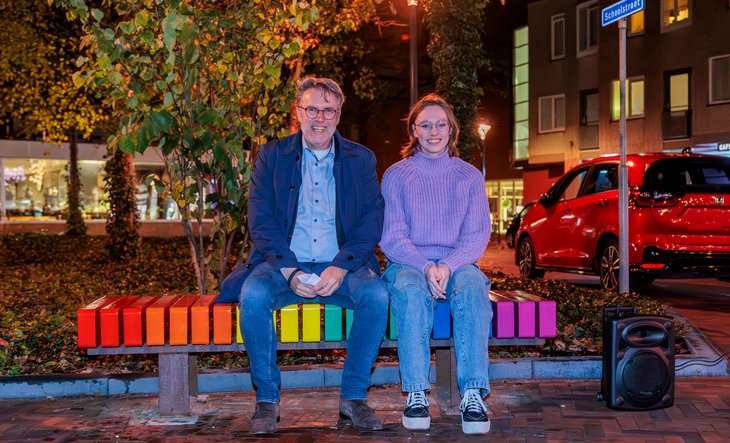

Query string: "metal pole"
[618, 18, 629, 294]
[0, 157, 6, 222]
[481, 138, 487, 179]
[409, 2, 418, 107]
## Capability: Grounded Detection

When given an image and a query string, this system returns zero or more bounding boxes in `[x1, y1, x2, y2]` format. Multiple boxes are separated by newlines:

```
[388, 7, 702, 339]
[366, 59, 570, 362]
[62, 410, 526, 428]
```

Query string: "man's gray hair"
[296, 77, 345, 107]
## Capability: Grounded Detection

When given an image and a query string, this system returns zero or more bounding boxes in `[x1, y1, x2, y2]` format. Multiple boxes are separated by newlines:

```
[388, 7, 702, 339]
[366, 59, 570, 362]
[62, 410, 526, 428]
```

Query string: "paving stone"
[1, 378, 729, 442]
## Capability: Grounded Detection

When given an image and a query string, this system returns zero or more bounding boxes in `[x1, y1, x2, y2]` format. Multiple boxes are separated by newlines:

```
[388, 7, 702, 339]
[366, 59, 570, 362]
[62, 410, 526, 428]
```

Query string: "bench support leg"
[158, 353, 198, 416]
[435, 345, 460, 410]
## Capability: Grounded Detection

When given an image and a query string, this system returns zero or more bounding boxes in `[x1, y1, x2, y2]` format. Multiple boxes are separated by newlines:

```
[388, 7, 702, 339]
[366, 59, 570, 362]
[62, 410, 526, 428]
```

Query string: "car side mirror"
[539, 192, 555, 208]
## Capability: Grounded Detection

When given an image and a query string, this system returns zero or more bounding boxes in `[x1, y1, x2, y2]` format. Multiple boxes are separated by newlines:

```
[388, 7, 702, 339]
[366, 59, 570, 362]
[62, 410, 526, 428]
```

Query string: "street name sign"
[601, 0, 644, 27]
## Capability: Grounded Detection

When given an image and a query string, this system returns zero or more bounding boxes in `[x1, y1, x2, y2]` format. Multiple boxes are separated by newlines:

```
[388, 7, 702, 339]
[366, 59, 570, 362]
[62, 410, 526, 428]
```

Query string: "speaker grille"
[621, 350, 669, 404]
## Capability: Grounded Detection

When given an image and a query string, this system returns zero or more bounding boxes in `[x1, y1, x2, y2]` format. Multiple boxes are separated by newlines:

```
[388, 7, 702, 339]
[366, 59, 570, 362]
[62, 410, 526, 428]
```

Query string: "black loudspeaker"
[599, 306, 675, 411]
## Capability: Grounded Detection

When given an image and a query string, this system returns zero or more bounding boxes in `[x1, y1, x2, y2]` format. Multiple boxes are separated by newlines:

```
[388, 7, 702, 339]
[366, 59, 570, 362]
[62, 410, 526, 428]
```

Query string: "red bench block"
[100, 296, 139, 347]
[122, 296, 159, 347]
[77, 296, 121, 348]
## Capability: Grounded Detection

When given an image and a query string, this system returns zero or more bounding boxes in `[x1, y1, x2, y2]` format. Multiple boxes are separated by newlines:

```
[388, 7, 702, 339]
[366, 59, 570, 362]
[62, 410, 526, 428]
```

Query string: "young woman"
[380, 94, 493, 435]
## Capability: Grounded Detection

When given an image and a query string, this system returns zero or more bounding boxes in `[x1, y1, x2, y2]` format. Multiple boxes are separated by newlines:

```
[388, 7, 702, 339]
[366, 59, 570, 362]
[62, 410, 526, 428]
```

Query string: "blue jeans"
[239, 261, 389, 403]
[383, 262, 493, 396]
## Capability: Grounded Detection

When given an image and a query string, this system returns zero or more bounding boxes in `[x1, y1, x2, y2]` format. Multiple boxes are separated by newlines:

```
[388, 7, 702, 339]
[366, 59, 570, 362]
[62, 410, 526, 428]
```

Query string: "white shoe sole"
[462, 420, 491, 435]
[403, 415, 430, 431]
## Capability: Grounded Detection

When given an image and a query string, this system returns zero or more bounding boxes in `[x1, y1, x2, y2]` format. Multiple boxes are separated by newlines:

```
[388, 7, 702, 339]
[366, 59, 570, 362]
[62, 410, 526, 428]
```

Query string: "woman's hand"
[425, 263, 446, 299]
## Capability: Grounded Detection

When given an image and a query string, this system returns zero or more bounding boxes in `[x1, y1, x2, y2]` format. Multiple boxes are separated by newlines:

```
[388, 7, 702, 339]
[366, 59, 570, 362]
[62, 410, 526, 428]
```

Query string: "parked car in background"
[515, 152, 730, 291]
[505, 202, 534, 248]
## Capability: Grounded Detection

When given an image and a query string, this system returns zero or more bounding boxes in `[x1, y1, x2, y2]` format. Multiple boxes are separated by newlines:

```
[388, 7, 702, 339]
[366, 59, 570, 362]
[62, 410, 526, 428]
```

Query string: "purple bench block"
[489, 296, 515, 338]
[503, 290, 557, 338]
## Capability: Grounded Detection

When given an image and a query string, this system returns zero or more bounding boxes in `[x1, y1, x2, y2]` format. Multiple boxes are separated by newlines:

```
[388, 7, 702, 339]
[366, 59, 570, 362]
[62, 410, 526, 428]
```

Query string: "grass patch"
[0, 234, 679, 376]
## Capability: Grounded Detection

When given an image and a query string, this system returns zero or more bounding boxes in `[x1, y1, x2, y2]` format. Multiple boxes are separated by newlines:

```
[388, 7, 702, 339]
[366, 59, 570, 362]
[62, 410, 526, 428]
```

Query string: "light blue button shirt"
[290, 138, 339, 263]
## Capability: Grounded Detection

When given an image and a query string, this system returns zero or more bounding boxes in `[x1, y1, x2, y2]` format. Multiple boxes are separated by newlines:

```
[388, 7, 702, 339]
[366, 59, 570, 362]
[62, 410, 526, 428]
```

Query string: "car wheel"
[506, 232, 515, 248]
[518, 237, 545, 279]
[599, 239, 620, 292]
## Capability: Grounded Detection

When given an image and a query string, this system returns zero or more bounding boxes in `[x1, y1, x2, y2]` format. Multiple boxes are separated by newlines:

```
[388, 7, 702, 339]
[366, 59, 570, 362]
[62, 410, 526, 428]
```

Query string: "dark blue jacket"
[218, 130, 384, 302]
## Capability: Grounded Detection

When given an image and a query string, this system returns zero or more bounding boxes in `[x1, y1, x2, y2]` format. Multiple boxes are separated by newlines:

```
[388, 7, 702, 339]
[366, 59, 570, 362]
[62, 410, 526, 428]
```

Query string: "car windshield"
[641, 157, 730, 194]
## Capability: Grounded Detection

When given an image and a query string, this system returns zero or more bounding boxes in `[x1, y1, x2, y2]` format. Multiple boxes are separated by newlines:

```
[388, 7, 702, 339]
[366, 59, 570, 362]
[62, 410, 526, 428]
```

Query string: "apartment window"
[577, 1, 598, 57]
[629, 10, 645, 35]
[662, 0, 690, 30]
[513, 26, 529, 160]
[709, 55, 730, 104]
[611, 77, 645, 120]
[580, 90, 599, 125]
[551, 14, 565, 60]
[539, 94, 565, 133]
[666, 71, 690, 111]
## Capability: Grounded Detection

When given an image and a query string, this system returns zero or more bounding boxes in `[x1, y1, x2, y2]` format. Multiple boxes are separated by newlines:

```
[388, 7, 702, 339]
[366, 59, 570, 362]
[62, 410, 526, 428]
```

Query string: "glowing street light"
[478, 123, 492, 179]
[408, 0, 418, 106]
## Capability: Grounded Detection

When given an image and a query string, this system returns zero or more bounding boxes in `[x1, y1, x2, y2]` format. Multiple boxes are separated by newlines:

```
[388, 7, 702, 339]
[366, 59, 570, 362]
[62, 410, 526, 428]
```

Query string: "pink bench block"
[506, 290, 557, 338]
[488, 294, 515, 338]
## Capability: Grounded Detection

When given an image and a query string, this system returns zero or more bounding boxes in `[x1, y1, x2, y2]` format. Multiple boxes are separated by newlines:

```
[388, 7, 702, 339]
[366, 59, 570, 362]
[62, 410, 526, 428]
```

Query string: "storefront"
[1, 140, 172, 222]
[486, 178, 525, 242]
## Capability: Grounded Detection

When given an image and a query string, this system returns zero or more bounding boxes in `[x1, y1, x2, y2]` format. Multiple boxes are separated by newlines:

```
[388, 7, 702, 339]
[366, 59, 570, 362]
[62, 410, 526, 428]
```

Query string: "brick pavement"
[2, 378, 729, 442]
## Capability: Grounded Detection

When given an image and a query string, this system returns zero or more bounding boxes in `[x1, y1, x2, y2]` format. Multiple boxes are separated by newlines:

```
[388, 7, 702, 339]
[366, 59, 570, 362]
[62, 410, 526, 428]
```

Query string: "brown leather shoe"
[249, 402, 279, 434]
[338, 398, 383, 430]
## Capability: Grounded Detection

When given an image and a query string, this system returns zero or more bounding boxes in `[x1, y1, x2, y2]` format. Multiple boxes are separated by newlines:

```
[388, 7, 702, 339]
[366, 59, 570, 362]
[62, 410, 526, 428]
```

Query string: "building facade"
[1, 138, 172, 223]
[516, 0, 730, 201]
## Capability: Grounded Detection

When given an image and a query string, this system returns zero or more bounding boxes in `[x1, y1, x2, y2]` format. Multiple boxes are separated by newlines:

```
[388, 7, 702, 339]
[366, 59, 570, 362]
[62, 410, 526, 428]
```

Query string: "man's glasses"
[414, 121, 450, 133]
[298, 106, 339, 120]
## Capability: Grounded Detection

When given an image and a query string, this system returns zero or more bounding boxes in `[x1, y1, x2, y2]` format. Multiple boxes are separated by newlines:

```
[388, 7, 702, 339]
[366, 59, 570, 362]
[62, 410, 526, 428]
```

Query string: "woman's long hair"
[400, 93, 460, 159]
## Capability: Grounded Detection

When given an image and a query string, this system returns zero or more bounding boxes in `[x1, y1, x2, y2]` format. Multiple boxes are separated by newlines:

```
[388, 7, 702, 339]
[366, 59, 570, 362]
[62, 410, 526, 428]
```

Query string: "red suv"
[515, 152, 730, 291]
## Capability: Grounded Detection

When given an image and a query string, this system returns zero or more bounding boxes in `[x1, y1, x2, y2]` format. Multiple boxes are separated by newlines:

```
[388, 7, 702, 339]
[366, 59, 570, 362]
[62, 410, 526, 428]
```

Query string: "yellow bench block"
[302, 304, 321, 342]
[280, 305, 299, 342]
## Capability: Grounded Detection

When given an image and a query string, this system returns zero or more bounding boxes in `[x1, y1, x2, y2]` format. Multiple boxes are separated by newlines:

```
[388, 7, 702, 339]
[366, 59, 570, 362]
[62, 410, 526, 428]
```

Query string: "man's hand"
[313, 266, 348, 297]
[425, 263, 446, 299]
[283, 268, 317, 298]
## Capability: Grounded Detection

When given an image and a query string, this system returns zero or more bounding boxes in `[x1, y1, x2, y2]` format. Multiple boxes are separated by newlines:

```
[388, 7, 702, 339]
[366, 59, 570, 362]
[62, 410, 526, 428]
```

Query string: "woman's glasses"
[414, 121, 450, 133]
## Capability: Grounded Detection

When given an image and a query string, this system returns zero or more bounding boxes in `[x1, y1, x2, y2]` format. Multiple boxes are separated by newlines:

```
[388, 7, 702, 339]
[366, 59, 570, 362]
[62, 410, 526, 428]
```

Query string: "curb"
[1, 351, 726, 399]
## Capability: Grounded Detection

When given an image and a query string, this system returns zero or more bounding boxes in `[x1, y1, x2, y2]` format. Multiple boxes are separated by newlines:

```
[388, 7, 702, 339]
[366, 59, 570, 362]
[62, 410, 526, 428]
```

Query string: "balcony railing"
[662, 109, 691, 140]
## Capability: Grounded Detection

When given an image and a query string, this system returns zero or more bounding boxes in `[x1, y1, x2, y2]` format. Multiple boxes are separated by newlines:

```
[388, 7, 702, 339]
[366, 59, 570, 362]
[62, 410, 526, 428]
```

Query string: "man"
[219, 77, 388, 434]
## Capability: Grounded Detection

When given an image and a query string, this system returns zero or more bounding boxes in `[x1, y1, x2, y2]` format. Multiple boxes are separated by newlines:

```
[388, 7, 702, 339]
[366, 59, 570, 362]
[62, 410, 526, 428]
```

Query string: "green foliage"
[424, 0, 488, 163]
[104, 149, 140, 260]
[0, 236, 682, 376]
[0, 1, 108, 236]
[59, 0, 382, 293]
[0, 0, 106, 144]
[0, 235, 196, 375]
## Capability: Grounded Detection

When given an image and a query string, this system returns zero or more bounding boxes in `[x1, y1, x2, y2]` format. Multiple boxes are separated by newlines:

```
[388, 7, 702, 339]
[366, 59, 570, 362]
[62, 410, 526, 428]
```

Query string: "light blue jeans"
[239, 261, 389, 403]
[383, 262, 493, 396]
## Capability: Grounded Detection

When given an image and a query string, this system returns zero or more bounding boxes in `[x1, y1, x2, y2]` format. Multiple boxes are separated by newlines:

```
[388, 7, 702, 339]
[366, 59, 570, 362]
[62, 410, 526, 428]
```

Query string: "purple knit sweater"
[380, 149, 491, 273]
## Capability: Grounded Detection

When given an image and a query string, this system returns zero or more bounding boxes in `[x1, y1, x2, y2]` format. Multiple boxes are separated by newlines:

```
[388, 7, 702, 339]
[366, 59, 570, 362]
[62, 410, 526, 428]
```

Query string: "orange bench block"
[122, 296, 159, 347]
[169, 295, 199, 345]
[77, 296, 120, 348]
[213, 303, 234, 345]
[100, 296, 139, 347]
[191, 295, 218, 345]
[146, 295, 179, 345]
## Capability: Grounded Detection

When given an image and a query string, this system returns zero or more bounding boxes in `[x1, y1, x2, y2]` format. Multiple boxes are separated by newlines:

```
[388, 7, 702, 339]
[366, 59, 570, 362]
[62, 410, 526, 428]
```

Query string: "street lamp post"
[408, 0, 418, 106]
[478, 124, 492, 179]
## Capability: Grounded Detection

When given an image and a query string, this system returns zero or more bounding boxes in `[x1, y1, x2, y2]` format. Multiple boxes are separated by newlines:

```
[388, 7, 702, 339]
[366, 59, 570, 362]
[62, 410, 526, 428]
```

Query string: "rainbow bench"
[77, 290, 556, 415]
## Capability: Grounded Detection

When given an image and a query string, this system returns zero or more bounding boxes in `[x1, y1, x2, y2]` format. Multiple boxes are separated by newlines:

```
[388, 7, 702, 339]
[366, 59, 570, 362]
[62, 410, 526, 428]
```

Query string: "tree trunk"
[104, 148, 140, 259]
[66, 128, 87, 235]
